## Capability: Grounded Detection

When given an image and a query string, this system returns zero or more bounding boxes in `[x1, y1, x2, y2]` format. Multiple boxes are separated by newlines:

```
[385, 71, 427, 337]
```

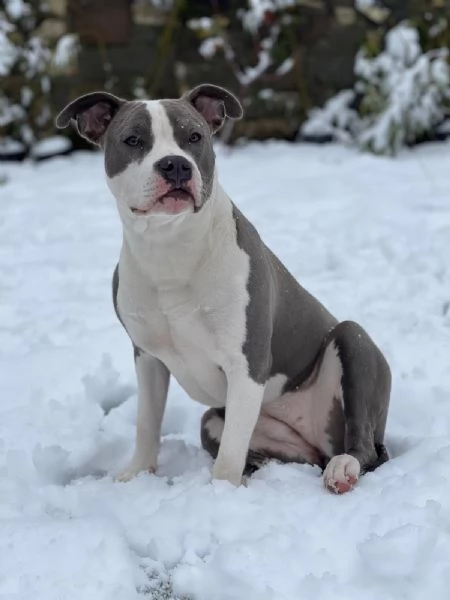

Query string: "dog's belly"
[253, 343, 345, 462]
[255, 388, 342, 464]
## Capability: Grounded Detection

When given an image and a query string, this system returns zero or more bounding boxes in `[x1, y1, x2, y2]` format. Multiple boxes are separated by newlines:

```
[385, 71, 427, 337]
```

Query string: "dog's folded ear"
[56, 92, 125, 145]
[183, 84, 243, 134]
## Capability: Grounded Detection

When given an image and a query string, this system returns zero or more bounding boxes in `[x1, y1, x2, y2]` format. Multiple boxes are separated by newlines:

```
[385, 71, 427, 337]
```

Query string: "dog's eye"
[189, 132, 202, 144]
[124, 135, 140, 147]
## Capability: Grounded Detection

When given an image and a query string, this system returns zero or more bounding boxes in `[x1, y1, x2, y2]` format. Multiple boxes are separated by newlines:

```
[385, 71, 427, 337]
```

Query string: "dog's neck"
[119, 177, 235, 288]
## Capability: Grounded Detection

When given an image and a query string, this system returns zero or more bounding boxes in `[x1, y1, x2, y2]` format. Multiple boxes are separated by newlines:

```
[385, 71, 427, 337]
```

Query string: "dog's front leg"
[212, 371, 264, 486]
[116, 351, 170, 482]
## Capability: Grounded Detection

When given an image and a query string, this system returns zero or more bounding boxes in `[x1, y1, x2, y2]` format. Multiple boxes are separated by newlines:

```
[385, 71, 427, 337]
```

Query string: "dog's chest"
[117, 243, 250, 406]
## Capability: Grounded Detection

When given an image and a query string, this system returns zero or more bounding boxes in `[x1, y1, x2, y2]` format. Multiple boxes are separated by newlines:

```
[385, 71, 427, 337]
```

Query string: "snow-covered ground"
[1, 140, 450, 600]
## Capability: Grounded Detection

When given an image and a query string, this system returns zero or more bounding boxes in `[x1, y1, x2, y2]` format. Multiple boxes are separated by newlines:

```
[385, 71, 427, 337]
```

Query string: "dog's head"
[56, 85, 243, 220]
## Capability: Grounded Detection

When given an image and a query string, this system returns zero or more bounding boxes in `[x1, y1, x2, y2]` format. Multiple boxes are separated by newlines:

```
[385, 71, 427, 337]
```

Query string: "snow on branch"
[301, 21, 450, 155]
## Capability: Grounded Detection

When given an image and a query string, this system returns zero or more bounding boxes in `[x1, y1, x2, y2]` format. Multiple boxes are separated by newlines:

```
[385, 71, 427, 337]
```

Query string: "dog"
[56, 84, 391, 493]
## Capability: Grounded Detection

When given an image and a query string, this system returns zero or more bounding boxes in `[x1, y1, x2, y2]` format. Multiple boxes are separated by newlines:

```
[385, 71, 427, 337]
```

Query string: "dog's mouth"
[131, 188, 195, 216]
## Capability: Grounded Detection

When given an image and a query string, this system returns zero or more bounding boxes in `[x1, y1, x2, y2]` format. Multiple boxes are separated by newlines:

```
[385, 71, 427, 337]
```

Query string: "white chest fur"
[116, 188, 252, 408]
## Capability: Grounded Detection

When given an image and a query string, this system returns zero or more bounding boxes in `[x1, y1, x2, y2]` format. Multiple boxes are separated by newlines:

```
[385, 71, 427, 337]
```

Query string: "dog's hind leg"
[323, 320, 391, 493]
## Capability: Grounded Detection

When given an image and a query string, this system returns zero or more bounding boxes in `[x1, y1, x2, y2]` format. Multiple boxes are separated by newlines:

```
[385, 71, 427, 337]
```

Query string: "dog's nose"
[155, 155, 192, 187]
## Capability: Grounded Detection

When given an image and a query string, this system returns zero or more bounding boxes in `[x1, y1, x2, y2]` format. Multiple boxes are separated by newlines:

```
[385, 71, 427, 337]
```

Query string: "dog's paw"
[212, 462, 243, 487]
[323, 454, 360, 494]
[114, 463, 155, 483]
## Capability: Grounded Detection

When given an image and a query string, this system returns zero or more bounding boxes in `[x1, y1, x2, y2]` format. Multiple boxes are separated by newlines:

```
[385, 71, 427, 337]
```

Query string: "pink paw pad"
[323, 454, 361, 494]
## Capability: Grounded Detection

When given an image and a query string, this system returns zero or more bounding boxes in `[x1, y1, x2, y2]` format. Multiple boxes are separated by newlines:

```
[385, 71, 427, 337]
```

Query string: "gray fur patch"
[200, 407, 223, 461]
[112, 264, 142, 360]
[161, 99, 216, 204]
[231, 204, 337, 386]
[104, 102, 153, 178]
[330, 320, 391, 470]
[325, 396, 346, 455]
[112, 265, 121, 322]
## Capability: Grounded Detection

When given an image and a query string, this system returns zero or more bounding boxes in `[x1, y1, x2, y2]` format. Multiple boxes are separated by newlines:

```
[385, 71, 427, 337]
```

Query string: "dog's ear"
[183, 84, 243, 134]
[56, 92, 125, 145]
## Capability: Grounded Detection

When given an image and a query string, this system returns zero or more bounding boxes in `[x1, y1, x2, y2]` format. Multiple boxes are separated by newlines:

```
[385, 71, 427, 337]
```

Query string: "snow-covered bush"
[300, 90, 359, 144]
[0, 0, 78, 157]
[356, 22, 450, 154]
[188, 1, 297, 89]
[301, 21, 450, 156]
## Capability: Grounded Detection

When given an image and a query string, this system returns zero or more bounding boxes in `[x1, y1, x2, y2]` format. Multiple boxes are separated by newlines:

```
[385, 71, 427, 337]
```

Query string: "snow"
[52, 34, 79, 69]
[241, 0, 296, 32]
[1, 140, 450, 599]
[199, 37, 224, 60]
[4, 0, 31, 20]
[437, 119, 450, 134]
[0, 519, 143, 600]
[238, 48, 272, 85]
[30, 136, 72, 159]
[0, 138, 25, 153]
[187, 17, 214, 32]
[237, 33, 278, 85]
[300, 90, 357, 141]
[355, 0, 377, 9]
[0, 99, 24, 127]
[384, 21, 420, 64]
[23, 36, 51, 76]
[0, 20, 17, 76]
[146, 0, 173, 9]
[354, 0, 390, 24]
[276, 56, 294, 76]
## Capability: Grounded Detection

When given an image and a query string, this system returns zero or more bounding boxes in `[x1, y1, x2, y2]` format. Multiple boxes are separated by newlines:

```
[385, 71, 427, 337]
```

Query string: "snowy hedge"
[301, 21, 450, 155]
[188, 1, 298, 90]
[0, 0, 78, 159]
[2, 1, 449, 156]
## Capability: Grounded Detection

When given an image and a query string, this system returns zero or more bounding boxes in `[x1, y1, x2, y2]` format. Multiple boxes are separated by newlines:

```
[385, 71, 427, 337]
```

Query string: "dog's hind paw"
[323, 454, 360, 494]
